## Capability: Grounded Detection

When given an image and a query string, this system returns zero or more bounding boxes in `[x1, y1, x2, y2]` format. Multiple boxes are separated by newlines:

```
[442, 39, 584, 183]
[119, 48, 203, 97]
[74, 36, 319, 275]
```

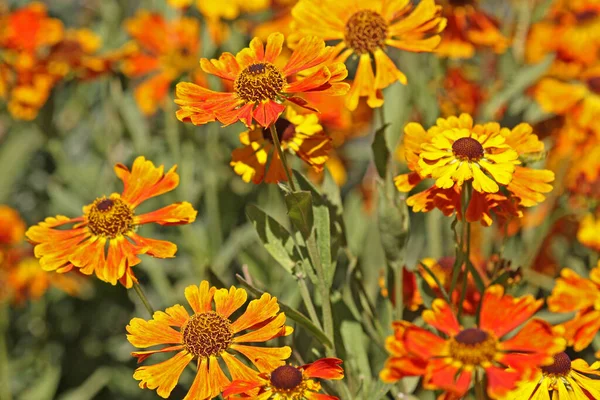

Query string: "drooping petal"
[231, 344, 291, 372]
[133, 351, 193, 399]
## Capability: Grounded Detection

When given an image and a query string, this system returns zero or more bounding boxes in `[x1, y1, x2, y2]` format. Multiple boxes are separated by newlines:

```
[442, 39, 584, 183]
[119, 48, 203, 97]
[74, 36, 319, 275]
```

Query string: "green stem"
[0, 301, 12, 400]
[393, 262, 404, 321]
[269, 124, 296, 192]
[475, 370, 487, 400]
[133, 282, 155, 317]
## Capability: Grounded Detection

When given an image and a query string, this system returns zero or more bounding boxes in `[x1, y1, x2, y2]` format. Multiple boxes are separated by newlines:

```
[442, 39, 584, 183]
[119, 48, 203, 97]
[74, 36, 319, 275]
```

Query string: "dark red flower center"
[87, 197, 134, 238]
[270, 365, 303, 390]
[576, 10, 598, 23]
[452, 137, 484, 160]
[234, 62, 286, 103]
[262, 118, 296, 143]
[587, 77, 600, 95]
[541, 352, 572, 376]
[344, 10, 388, 54]
[182, 311, 233, 358]
[454, 328, 488, 344]
[449, 328, 497, 366]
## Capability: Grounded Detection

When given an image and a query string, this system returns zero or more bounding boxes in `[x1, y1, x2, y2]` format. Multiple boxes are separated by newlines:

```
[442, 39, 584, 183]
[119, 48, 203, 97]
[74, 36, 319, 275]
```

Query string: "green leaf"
[285, 190, 314, 240]
[482, 55, 554, 120]
[340, 321, 373, 385]
[377, 181, 410, 266]
[0, 126, 44, 203]
[371, 123, 390, 178]
[292, 171, 341, 288]
[246, 204, 300, 274]
[236, 275, 333, 348]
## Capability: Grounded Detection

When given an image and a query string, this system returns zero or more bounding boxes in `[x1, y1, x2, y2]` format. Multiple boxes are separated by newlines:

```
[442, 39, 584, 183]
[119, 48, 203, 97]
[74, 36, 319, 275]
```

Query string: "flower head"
[121, 11, 202, 115]
[436, 0, 509, 59]
[26, 156, 197, 288]
[127, 281, 293, 399]
[231, 107, 331, 184]
[0, 205, 26, 246]
[506, 353, 600, 399]
[224, 357, 343, 399]
[394, 114, 554, 225]
[290, 0, 446, 110]
[175, 32, 349, 128]
[380, 285, 566, 399]
[548, 263, 600, 356]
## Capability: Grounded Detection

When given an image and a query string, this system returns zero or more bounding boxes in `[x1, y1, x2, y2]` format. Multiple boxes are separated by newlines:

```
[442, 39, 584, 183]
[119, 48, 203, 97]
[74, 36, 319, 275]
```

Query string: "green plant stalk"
[305, 235, 336, 357]
[475, 370, 487, 400]
[297, 276, 323, 331]
[133, 282, 155, 317]
[269, 122, 335, 355]
[393, 261, 404, 321]
[0, 301, 12, 400]
[269, 124, 296, 192]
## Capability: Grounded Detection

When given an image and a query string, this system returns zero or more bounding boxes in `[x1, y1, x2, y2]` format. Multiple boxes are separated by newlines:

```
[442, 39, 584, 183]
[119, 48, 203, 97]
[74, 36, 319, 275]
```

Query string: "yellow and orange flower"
[175, 32, 349, 128]
[526, 1, 600, 79]
[438, 67, 486, 117]
[394, 114, 554, 225]
[121, 11, 202, 115]
[0, 205, 26, 246]
[548, 262, 600, 356]
[505, 352, 600, 399]
[0, 2, 64, 70]
[223, 357, 344, 399]
[127, 281, 293, 399]
[436, 0, 508, 59]
[380, 285, 566, 399]
[534, 65, 600, 140]
[578, 212, 600, 252]
[290, 0, 446, 110]
[5, 257, 85, 306]
[25, 156, 197, 288]
[167, 0, 271, 44]
[231, 107, 331, 184]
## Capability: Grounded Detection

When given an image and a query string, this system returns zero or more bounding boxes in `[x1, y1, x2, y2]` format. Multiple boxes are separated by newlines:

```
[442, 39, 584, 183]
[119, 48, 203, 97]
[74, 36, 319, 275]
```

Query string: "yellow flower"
[230, 107, 331, 184]
[290, 0, 446, 110]
[505, 353, 600, 399]
[127, 281, 293, 399]
[578, 212, 600, 252]
[415, 114, 519, 193]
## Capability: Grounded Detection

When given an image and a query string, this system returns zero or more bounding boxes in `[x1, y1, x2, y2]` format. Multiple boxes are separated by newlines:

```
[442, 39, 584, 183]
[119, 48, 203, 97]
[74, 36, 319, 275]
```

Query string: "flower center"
[541, 352, 572, 376]
[270, 365, 303, 390]
[587, 77, 600, 95]
[86, 197, 134, 238]
[182, 311, 233, 358]
[234, 62, 286, 104]
[261, 118, 296, 143]
[344, 10, 388, 54]
[449, 328, 497, 366]
[452, 137, 484, 161]
[575, 10, 597, 23]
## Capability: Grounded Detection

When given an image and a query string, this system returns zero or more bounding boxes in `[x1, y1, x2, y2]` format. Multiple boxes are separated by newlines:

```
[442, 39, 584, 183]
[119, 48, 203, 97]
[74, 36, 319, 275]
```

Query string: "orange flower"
[394, 114, 553, 225]
[0, 205, 26, 246]
[438, 67, 486, 117]
[231, 107, 331, 184]
[526, 1, 600, 79]
[548, 263, 600, 355]
[578, 212, 600, 251]
[380, 285, 566, 399]
[223, 358, 344, 399]
[25, 156, 197, 288]
[534, 65, 600, 139]
[290, 0, 446, 110]
[0, 2, 63, 70]
[6, 71, 54, 121]
[5, 257, 85, 306]
[127, 281, 293, 399]
[121, 11, 202, 115]
[436, 0, 508, 59]
[175, 32, 349, 128]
